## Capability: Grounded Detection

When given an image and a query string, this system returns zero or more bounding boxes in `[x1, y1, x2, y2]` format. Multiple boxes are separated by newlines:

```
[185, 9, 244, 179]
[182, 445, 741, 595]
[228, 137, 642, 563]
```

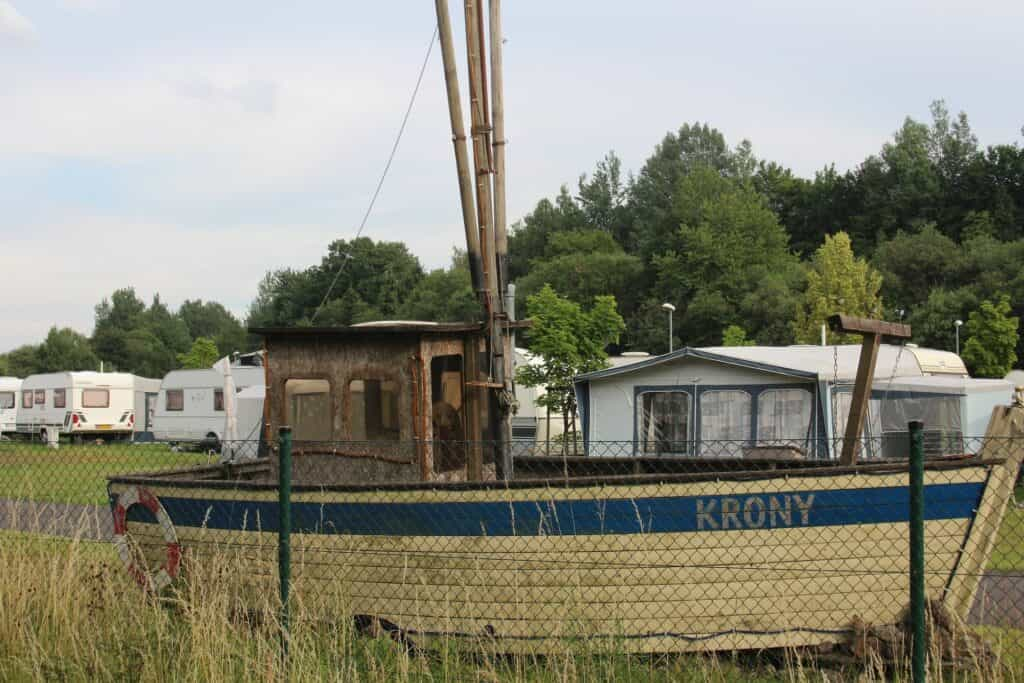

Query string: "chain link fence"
[1, 432, 1023, 674]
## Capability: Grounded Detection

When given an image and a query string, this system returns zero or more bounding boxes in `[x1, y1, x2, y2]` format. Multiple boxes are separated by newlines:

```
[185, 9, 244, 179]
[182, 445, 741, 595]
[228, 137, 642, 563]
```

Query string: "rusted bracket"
[828, 314, 913, 465]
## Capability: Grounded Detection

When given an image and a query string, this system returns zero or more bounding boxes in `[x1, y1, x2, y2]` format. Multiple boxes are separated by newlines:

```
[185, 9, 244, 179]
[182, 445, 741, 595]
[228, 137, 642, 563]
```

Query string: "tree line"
[2, 100, 1021, 379]
[0, 293, 247, 378]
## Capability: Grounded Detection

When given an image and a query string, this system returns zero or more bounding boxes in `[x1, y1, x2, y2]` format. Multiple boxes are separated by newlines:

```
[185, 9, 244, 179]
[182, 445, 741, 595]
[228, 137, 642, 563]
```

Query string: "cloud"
[176, 78, 278, 115]
[0, 1, 36, 42]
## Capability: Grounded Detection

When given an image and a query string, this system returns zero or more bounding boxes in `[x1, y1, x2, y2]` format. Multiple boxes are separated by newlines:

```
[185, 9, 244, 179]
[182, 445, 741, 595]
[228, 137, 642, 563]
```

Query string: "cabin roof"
[250, 322, 488, 338]
[575, 344, 964, 384]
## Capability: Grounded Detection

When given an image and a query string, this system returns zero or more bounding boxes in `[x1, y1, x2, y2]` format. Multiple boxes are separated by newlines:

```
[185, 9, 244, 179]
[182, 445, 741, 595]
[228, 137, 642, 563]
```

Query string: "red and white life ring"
[112, 486, 181, 592]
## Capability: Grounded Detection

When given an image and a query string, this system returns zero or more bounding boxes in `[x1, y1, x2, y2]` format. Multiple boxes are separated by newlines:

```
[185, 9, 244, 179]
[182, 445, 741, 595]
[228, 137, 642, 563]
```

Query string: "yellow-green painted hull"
[109, 464, 1007, 653]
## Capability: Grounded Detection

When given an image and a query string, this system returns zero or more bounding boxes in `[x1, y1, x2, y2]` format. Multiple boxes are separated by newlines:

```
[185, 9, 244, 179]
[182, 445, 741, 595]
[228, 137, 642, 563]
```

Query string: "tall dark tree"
[36, 327, 99, 372]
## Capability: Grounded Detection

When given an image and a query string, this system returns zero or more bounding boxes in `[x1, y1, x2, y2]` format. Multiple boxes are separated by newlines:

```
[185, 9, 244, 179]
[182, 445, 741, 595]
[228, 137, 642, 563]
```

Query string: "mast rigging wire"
[311, 25, 440, 323]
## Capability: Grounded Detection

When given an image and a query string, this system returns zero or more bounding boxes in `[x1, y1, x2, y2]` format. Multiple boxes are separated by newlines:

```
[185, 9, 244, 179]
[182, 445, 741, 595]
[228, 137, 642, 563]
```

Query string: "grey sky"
[1, 0, 1022, 353]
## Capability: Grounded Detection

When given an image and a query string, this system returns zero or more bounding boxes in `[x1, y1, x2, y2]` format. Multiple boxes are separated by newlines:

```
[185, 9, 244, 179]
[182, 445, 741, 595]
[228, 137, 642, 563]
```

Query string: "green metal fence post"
[909, 420, 926, 683]
[278, 426, 293, 666]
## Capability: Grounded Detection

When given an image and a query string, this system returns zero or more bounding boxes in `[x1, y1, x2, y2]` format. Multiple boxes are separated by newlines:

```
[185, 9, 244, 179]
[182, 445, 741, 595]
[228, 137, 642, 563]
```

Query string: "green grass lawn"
[989, 487, 1024, 572]
[0, 443, 214, 505]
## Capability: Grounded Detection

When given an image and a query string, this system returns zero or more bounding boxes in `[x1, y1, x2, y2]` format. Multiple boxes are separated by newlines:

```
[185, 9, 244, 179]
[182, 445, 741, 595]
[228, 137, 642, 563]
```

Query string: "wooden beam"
[828, 314, 911, 340]
[840, 332, 881, 465]
[464, 335, 483, 481]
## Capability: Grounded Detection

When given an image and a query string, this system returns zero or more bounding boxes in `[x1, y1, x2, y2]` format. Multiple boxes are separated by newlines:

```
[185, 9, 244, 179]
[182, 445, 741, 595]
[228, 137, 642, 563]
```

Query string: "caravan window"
[349, 379, 400, 441]
[53, 389, 66, 409]
[82, 389, 109, 408]
[165, 390, 184, 411]
[637, 391, 691, 455]
[0, 392, 13, 410]
[213, 389, 224, 412]
[757, 389, 812, 446]
[22, 392, 32, 409]
[34, 390, 45, 405]
[285, 379, 332, 442]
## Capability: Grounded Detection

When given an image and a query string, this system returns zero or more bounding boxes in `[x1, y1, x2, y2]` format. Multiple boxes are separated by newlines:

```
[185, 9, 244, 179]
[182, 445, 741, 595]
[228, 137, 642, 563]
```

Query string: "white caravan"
[0, 377, 21, 435]
[15, 372, 157, 441]
[151, 367, 265, 446]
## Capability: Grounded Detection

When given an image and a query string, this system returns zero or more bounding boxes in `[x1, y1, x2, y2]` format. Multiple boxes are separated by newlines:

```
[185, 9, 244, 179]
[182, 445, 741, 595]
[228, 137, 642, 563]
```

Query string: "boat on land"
[107, 318, 1024, 653]
[106, 0, 1024, 655]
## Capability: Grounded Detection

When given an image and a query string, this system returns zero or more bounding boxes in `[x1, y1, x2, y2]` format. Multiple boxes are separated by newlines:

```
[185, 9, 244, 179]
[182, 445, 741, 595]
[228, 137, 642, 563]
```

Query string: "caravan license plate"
[96, 424, 112, 430]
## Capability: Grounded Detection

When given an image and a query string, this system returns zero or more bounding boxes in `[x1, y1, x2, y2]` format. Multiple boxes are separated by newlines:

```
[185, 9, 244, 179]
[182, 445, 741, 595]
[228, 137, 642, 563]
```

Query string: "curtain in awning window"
[700, 390, 751, 456]
[638, 391, 690, 455]
[758, 388, 812, 446]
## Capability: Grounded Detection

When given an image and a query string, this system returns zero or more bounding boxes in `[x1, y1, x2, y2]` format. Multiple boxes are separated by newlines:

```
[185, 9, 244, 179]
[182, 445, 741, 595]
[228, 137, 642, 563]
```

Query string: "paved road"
[0, 499, 111, 540]
[2, 498, 1024, 629]
[970, 573, 1024, 628]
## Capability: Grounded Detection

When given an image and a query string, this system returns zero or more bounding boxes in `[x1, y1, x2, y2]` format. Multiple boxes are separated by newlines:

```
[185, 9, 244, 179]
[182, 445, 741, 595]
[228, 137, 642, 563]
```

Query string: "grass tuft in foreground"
[0, 532, 1017, 682]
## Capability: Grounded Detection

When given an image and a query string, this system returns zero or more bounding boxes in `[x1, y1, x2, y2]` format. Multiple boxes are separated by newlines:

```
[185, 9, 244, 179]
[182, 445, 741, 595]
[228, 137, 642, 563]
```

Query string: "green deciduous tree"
[3, 345, 41, 377]
[793, 232, 884, 344]
[636, 167, 801, 350]
[179, 300, 248, 356]
[247, 237, 425, 328]
[515, 230, 644, 322]
[36, 327, 99, 372]
[961, 296, 1019, 378]
[515, 285, 625, 453]
[722, 325, 755, 346]
[397, 250, 480, 323]
[177, 337, 221, 369]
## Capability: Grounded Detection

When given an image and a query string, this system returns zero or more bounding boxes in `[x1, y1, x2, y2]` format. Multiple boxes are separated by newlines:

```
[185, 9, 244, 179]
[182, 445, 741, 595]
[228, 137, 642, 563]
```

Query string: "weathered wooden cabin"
[253, 321, 520, 483]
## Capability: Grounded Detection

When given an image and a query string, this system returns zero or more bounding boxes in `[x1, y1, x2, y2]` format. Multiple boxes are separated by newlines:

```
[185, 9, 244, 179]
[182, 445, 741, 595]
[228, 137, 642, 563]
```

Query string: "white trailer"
[0, 377, 21, 435]
[151, 367, 265, 446]
[15, 372, 148, 441]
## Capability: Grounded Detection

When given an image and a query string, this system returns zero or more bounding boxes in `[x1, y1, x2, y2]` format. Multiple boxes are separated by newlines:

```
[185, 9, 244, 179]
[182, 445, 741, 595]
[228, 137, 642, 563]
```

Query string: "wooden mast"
[433, 0, 485, 296]
[489, 0, 508, 299]
[463, 0, 512, 478]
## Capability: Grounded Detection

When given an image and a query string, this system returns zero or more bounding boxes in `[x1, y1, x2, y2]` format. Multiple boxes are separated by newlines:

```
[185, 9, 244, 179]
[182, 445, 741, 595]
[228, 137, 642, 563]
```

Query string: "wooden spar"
[489, 0, 508, 300]
[463, 0, 500, 314]
[828, 314, 913, 465]
[464, 0, 513, 477]
[433, 0, 485, 295]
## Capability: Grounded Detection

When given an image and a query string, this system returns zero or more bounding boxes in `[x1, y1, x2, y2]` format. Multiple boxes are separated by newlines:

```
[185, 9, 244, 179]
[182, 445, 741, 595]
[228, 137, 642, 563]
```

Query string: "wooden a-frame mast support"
[828, 314, 912, 465]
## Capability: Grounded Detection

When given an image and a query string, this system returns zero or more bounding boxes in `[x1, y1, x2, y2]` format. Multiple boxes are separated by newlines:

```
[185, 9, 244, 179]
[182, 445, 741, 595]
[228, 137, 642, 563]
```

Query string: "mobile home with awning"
[573, 345, 1012, 460]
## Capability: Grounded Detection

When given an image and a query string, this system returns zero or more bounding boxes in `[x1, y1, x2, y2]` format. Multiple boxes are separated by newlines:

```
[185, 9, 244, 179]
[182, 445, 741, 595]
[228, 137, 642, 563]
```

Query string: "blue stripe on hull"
[124, 482, 986, 537]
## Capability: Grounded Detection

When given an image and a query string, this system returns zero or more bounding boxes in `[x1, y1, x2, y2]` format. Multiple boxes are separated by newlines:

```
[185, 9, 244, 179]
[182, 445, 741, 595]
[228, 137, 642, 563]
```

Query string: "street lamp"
[954, 319, 964, 355]
[661, 303, 676, 353]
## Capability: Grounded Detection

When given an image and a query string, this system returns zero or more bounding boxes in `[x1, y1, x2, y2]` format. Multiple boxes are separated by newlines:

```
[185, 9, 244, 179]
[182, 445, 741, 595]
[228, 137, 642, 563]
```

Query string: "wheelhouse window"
[22, 392, 33, 409]
[286, 379, 332, 442]
[699, 390, 751, 456]
[82, 389, 109, 408]
[349, 379, 399, 441]
[213, 389, 224, 412]
[757, 389, 812, 446]
[637, 391, 691, 455]
[34, 390, 45, 405]
[0, 392, 14, 410]
[53, 389, 66, 409]
[165, 390, 184, 411]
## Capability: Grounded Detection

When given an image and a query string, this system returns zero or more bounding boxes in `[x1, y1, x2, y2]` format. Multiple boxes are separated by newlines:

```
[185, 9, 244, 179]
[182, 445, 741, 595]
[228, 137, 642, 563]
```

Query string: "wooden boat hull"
[108, 458, 1011, 653]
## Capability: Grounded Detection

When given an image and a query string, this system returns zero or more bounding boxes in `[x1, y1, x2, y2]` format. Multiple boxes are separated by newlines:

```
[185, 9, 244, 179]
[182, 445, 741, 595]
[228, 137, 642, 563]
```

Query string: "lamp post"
[661, 303, 676, 353]
[954, 319, 963, 355]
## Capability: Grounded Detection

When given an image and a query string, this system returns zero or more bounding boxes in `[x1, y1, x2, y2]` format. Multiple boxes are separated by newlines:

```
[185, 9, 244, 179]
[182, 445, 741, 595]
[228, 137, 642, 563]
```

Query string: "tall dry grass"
[0, 522, 1018, 682]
